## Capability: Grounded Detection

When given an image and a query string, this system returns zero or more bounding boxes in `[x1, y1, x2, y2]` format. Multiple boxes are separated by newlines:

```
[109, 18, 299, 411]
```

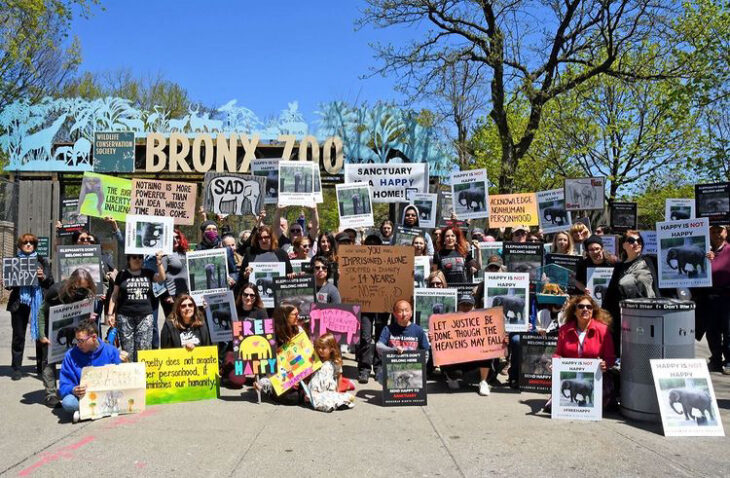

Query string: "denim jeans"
[61, 394, 79, 413]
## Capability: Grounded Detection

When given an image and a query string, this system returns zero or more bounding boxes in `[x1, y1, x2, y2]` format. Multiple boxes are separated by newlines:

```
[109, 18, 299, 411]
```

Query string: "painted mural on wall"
[0, 96, 454, 175]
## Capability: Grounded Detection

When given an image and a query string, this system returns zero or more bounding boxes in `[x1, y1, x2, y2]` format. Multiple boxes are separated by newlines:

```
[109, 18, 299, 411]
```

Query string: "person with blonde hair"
[569, 222, 591, 251]
[551, 231, 577, 255]
[308, 333, 355, 412]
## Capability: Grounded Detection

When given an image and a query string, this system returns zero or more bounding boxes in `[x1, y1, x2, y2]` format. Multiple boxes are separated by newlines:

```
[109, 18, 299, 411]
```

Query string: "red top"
[554, 319, 616, 367]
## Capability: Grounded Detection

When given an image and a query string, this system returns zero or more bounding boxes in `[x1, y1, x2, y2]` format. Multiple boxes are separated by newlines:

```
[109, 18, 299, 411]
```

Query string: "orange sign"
[488, 193, 539, 228]
[429, 307, 507, 366]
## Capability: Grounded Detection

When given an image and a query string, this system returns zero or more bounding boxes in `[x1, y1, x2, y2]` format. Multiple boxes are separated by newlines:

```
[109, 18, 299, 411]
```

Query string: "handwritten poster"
[131, 178, 197, 225]
[203, 172, 265, 217]
[309, 303, 361, 345]
[269, 332, 322, 396]
[2, 257, 37, 287]
[232, 318, 277, 376]
[138, 346, 219, 405]
[79, 363, 146, 420]
[488, 193, 539, 228]
[429, 307, 507, 367]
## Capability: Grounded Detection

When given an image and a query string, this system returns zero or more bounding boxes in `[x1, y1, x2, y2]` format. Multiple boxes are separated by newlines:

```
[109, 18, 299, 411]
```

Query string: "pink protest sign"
[309, 304, 361, 345]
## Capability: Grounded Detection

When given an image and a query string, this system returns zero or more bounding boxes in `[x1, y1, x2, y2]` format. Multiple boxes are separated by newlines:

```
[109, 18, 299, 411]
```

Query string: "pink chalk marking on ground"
[101, 407, 160, 430]
[18, 436, 96, 476]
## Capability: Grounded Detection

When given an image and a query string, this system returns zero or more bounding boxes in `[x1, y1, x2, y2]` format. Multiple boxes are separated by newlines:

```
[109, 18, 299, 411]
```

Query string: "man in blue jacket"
[59, 320, 124, 423]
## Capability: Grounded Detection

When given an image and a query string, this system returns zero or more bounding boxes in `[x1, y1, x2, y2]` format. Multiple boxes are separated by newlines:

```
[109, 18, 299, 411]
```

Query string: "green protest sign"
[78, 172, 132, 221]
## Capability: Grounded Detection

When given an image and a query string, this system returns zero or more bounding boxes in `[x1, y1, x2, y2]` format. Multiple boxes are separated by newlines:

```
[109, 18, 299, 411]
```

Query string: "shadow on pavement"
[20, 389, 46, 406]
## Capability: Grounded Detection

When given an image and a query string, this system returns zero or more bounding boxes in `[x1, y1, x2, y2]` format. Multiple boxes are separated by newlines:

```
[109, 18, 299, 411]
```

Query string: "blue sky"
[71, 0, 420, 122]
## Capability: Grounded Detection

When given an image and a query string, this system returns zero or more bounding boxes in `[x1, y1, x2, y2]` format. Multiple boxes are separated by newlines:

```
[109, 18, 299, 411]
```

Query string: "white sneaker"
[72, 411, 80, 424]
[478, 380, 490, 396]
[446, 377, 460, 391]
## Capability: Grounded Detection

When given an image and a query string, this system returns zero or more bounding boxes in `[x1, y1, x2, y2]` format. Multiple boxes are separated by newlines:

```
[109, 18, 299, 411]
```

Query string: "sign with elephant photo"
[124, 214, 174, 255]
[429, 307, 506, 367]
[665, 198, 695, 222]
[78, 172, 132, 221]
[502, 242, 544, 282]
[488, 193, 539, 229]
[519, 334, 557, 393]
[409, 193, 438, 229]
[232, 318, 277, 376]
[413, 288, 458, 332]
[309, 303, 361, 345]
[93, 131, 135, 172]
[536, 188, 572, 234]
[564, 177, 605, 211]
[203, 290, 237, 343]
[656, 218, 712, 288]
[382, 350, 427, 407]
[610, 202, 637, 232]
[249, 262, 286, 308]
[551, 358, 603, 421]
[185, 249, 230, 302]
[55, 245, 104, 295]
[79, 363, 146, 421]
[695, 182, 730, 225]
[586, 267, 614, 307]
[484, 273, 530, 332]
[130, 178, 197, 225]
[251, 158, 280, 205]
[273, 276, 315, 321]
[336, 183, 374, 229]
[650, 359, 724, 437]
[451, 169, 488, 219]
[48, 298, 95, 363]
[202, 172, 265, 217]
[59, 197, 89, 237]
[278, 160, 316, 208]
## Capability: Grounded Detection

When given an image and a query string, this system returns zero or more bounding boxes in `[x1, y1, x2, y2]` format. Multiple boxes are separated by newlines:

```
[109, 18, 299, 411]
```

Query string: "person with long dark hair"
[160, 228, 190, 317]
[160, 295, 211, 350]
[236, 225, 293, 294]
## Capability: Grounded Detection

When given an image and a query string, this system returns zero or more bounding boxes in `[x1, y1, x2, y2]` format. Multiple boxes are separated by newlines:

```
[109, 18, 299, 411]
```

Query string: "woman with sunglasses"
[160, 295, 211, 350]
[602, 230, 660, 356]
[235, 225, 293, 295]
[107, 251, 166, 361]
[290, 236, 312, 260]
[6, 234, 54, 381]
[402, 205, 435, 255]
[313, 256, 341, 304]
[426, 271, 448, 288]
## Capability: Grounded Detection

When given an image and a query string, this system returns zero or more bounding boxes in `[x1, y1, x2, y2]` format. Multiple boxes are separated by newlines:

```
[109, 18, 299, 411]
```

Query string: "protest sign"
[451, 169, 488, 220]
[414, 256, 430, 288]
[545, 254, 581, 291]
[414, 288, 458, 331]
[610, 202, 637, 232]
[290, 259, 312, 275]
[650, 359, 724, 437]
[251, 158, 280, 204]
[551, 358, 603, 421]
[483, 273, 530, 332]
[665, 198, 695, 222]
[313, 165, 323, 203]
[564, 177, 605, 211]
[344, 163, 428, 203]
[250, 262, 286, 308]
[232, 318, 277, 376]
[2, 257, 37, 287]
[203, 290, 237, 343]
[138, 346, 219, 405]
[58, 197, 88, 237]
[338, 245, 415, 313]
[438, 190, 454, 225]
[336, 183, 374, 229]
[537, 189, 572, 233]
[599, 235, 618, 256]
[640, 230, 658, 255]
[382, 351, 427, 407]
[269, 332, 322, 395]
[36, 237, 50, 259]
[185, 249, 229, 302]
[48, 298, 95, 363]
[410, 193, 438, 228]
[429, 307, 507, 367]
[309, 303, 361, 345]
[94, 131, 135, 172]
[502, 242, 544, 281]
[124, 214, 174, 255]
[273, 276, 315, 320]
[488, 193, 539, 228]
[79, 363, 146, 421]
[202, 172, 265, 217]
[586, 267, 614, 307]
[695, 182, 730, 225]
[477, 241, 503, 279]
[519, 334, 558, 393]
[392, 226, 424, 247]
[78, 172, 132, 221]
[131, 178, 197, 225]
[278, 160, 316, 207]
[656, 218, 712, 288]
[55, 245, 103, 292]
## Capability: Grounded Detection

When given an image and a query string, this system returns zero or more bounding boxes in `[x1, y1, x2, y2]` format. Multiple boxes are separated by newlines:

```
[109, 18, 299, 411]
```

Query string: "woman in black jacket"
[160, 294, 211, 350]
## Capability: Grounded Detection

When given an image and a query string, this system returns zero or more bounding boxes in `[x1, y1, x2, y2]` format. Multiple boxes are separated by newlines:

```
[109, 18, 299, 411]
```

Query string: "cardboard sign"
[309, 303, 361, 345]
[78, 172, 132, 221]
[338, 245, 415, 313]
[410, 193, 438, 228]
[665, 198, 695, 222]
[336, 183, 374, 229]
[537, 188, 572, 233]
[2, 257, 38, 287]
[278, 160, 316, 207]
[94, 131, 135, 172]
[59, 197, 88, 237]
[48, 298, 95, 363]
[414, 255, 430, 288]
[55, 245, 103, 292]
[551, 358, 603, 421]
[203, 172, 265, 217]
[451, 169, 489, 219]
[185, 249, 230, 302]
[502, 242, 544, 281]
[429, 307, 507, 367]
[488, 193, 539, 228]
[586, 267, 614, 307]
[519, 334, 557, 393]
[251, 158, 280, 205]
[650, 359, 724, 437]
[382, 351, 427, 407]
[269, 332, 322, 395]
[138, 346, 219, 405]
[273, 276, 315, 320]
[130, 178, 197, 225]
[79, 363, 146, 420]
[344, 163, 428, 203]
[232, 318, 277, 376]
[656, 218, 712, 288]
[695, 182, 730, 225]
[484, 273, 530, 332]
[250, 262, 286, 308]
[564, 177, 605, 211]
[413, 287, 458, 332]
[124, 214, 174, 255]
[610, 202, 637, 232]
[203, 290, 237, 343]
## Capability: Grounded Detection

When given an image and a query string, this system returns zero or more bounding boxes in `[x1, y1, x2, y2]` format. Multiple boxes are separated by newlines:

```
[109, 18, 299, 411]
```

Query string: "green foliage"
[632, 180, 696, 229]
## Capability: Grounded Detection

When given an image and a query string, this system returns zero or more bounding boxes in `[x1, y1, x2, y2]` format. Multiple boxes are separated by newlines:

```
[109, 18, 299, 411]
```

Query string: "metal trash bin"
[619, 298, 695, 422]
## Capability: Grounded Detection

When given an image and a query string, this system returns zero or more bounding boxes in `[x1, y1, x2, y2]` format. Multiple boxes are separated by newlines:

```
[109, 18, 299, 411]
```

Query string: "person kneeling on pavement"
[58, 320, 128, 423]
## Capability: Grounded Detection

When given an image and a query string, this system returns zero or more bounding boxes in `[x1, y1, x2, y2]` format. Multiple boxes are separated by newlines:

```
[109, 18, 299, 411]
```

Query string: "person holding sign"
[575, 235, 615, 293]
[402, 205, 435, 255]
[160, 295, 211, 350]
[236, 226, 293, 294]
[313, 257, 341, 304]
[376, 300, 430, 383]
[433, 226, 481, 284]
[6, 233, 54, 381]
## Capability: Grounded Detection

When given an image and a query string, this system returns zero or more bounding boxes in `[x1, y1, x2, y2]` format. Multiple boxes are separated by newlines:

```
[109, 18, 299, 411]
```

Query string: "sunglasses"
[242, 292, 256, 298]
[513, 230, 527, 236]
[22, 240, 36, 246]
[180, 303, 195, 309]
[625, 237, 641, 245]
[78, 237, 91, 243]
[314, 265, 327, 271]
[130, 255, 143, 260]
[577, 304, 593, 310]
[290, 229, 302, 234]
[259, 235, 271, 240]
[429, 281, 443, 286]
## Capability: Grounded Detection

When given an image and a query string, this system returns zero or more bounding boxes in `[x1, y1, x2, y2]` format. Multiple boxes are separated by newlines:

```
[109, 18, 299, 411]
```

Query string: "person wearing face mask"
[575, 235, 616, 293]
[313, 257, 341, 304]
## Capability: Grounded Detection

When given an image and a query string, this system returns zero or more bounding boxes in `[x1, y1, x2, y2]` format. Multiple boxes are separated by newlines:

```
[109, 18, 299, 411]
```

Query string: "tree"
[360, 1, 686, 192]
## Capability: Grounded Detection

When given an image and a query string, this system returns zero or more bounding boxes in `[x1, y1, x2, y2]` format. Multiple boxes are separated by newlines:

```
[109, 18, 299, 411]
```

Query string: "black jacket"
[160, 320, 211, 349]
[6, 255, 54, 313]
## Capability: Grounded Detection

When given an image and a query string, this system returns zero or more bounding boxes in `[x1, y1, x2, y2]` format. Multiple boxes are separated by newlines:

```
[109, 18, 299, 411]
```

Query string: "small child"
[308, 333, 355, 412]
[376, 300, 430, 383]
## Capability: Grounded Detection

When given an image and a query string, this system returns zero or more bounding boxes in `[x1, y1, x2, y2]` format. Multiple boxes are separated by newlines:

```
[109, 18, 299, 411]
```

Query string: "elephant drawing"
[593, 284, 607, 301]
[561, 379, 593, 404]
[666, 245, 705, 275]
[543, 206, 568, 225]
[458, 188, 485, 211]
[490, 295, 525, 322]
[56, 326, 77, 348]
[581, 185, 596, 206]
[78, 177, 105, 216]
[669, 209, 690, 221]
[668, 388, 714, 422]
[211, 176, 261, 216]
[239, 335, 273, 360]
[432, 303, 445, 314]
[211, 309, 231, 330]
[256, 277, 274, 297]
[139, 222, 162, 247]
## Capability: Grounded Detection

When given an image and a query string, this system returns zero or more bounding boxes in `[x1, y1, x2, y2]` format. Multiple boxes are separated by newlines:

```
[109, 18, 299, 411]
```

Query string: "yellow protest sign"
[488, 193, 539, 228]
[269, 332, 322, 395]
[138, 346, 219, 405]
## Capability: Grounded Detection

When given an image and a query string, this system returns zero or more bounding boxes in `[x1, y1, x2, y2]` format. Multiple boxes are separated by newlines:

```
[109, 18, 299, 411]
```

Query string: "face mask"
[73, 288, 90, 300]
[204, 230, 219, 243]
